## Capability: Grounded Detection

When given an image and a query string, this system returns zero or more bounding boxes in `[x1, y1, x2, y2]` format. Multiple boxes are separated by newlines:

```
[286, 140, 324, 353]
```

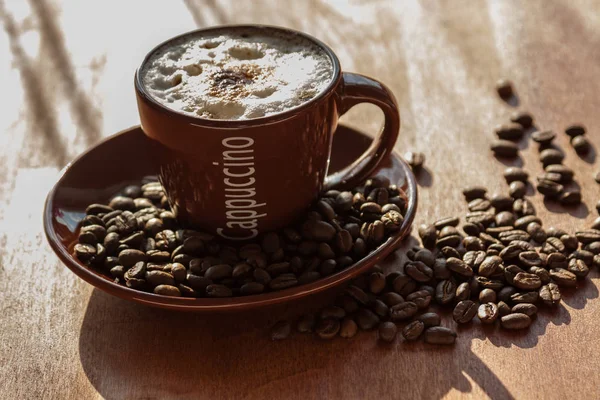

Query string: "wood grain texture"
[1, 0, 600, 398]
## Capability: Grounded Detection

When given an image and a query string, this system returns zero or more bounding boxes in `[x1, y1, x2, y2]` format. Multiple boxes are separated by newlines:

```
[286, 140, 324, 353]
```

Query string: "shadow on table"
[78, 249, 598, 400]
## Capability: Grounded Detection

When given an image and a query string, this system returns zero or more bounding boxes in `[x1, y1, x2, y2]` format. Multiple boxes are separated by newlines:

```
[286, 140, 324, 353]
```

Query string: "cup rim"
[134, 24, 342, 128]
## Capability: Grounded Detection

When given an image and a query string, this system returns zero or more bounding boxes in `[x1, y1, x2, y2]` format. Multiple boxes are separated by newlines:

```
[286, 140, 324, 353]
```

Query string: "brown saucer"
[43, 125, 417, 312]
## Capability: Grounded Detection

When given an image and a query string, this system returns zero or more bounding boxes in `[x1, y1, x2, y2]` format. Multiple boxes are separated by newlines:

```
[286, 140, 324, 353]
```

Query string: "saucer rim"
[43, 125, 418, 312]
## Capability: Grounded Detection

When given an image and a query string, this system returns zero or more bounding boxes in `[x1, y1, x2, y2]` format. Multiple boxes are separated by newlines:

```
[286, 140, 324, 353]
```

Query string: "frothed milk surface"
[142, 30, 334, 120]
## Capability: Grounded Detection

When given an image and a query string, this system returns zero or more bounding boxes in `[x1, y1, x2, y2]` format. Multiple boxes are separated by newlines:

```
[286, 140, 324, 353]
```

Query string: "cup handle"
[324, 72, 400, 191]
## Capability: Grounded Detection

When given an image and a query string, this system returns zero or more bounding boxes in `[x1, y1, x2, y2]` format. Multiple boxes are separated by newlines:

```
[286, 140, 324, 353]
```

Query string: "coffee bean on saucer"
[565, 124, 585, 137]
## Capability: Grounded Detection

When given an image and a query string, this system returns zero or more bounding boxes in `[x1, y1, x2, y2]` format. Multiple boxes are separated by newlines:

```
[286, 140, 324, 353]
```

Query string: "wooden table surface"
[2, 0, 600, 399]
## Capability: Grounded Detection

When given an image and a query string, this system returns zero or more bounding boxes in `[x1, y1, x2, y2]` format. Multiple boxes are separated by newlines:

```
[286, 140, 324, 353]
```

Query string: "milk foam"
[142, 30, 334, 120]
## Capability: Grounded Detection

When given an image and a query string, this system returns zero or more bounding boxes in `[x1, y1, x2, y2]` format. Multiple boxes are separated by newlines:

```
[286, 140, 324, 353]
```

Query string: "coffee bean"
[576, 229, 600, 244]
[504, 167, 529, 183]
[513, 272, 542, 290]
[146, 270, 175, 287]
[477, 256, 503, 279]
[545, 164, 574, 183]
[435, 280, 456, 305]
[510, 111, 534, 129]
[434, 217, 460, 230]
[405, 261, 434, 282]
[528, 266, 550, 284]
[346, 285, 369, 305]
[446, 257, 474, 278]
[392, 274, 417, 296]
[86, 203, 113, 215]
[513, 198, 536, 216]
[527, 223, 547, 243]
[405, 151, 425, 170]
[539, 283, 561, 306]
[518, 251, 543, 268]
[308, 220, 336, 242]
[567, 258, 590, 279]
[479, 288, 497, 303]
[206, 284, 232, 297]
[337, 318, 357, 338]
[439, 225, 460, 238]
[496, 79, 514, 99]
[495, 123, 524, 140]
[512, 303, 537, 317]
[491, 140, 519, 157]
[440, 246, 461, 259]
[355, 308, 380, 330]
[548, 268, 577, 287]
[537, 172, 562, 183]
[368, 272, 386, 294]
[454, 282, 471, 302]
[537, 179, 563, 198]
[499, 230, 530, 244]
[478, 302, 499, 323]
[571, 135, 591, 155]
[390, 301, 418, 321]
[381, 211, 404, 232]
[239, 282, 265, 295]
[539, 148, 564, 166]
[462, 186, 487, 201]
[417, 312, 441, 327]
[417, 224, 437, 249]
[560, 191, 582, 205]
[466, 211, 495, 226]
[118, 249, 146, 267]
[510, 291, 539, 304]
[316, 318, 341, 340]
[153, 284, 181, 297]
[379, 292, 404, 307]
[378, 321, 398, 342]
[546, 252, 567, 269]
[488, 195, 511, 212]
[565, 124, 585, 137]
[424, 327, 457, 345]
[585, 241, 600, 254]
[269, 273, 298, 290]
[468, 198, 492, 212]
[531, 130, 555, 146]
[400, 320, 424, 341]
[453, 300, 478, 324]
[406, 290, 432, 309]
[501, 313, 531, 329]
[570, 249, 594, 265]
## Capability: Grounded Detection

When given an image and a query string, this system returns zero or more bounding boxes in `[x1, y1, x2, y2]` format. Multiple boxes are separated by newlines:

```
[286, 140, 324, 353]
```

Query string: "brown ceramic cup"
[135, 25, 400, 240]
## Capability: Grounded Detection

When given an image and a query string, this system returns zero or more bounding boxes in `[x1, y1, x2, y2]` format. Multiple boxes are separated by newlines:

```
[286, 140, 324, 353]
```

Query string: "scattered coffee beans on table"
[269, 80, 598, 345]
[75, 177, 408, 298]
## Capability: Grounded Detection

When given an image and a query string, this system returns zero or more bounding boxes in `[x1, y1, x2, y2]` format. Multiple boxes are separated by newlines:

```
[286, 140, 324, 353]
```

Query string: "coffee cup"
[135, 25, 400, 240]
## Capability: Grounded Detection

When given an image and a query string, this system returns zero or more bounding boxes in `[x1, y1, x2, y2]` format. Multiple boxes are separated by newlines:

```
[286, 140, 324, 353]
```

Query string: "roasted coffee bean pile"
[74, 178, 408, 298]
[274, 80, 599, 345]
